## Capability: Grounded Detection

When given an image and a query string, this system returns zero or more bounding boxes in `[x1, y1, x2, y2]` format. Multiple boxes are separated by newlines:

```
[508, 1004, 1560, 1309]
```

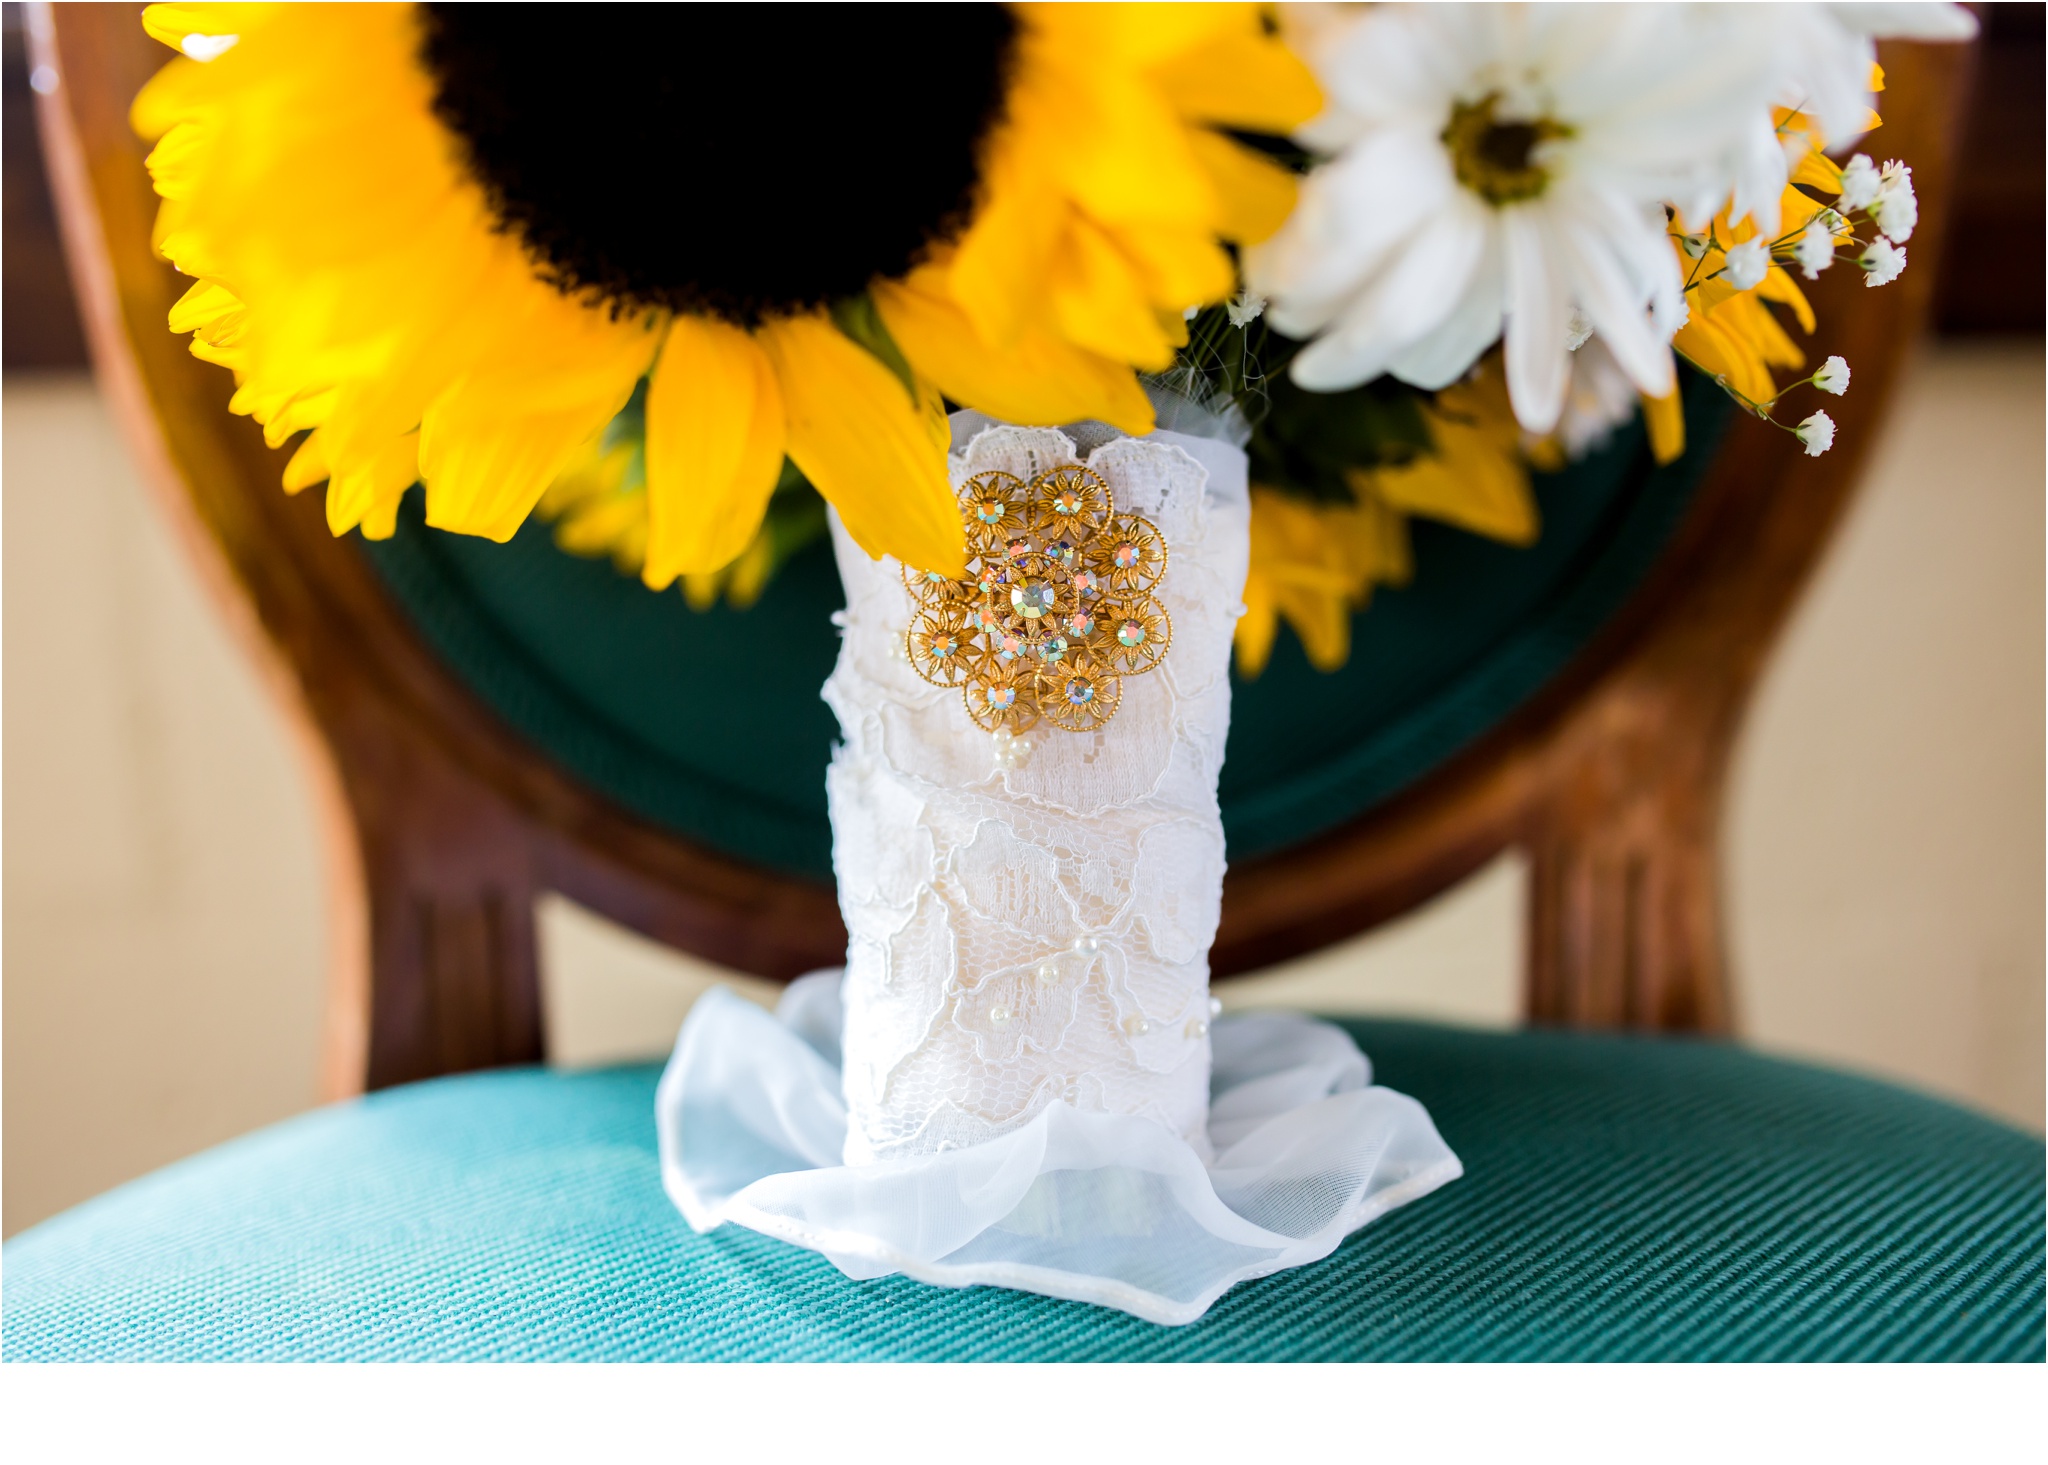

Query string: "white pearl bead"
[1185, 1017, 1209, 1039]
[990, 1006, 1011, 1026]
[1208, 997, 1223, 1017]
[1035, 961, 1059, 985]
[991, 729, 1032, 770]
[1070, 936, 1100, 953]
[1122, 1015, 1150, 1037]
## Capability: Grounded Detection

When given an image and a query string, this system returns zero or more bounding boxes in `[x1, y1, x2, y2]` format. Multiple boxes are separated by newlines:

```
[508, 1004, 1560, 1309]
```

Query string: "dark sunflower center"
[420, 3, 1019, 324]
[1442, 92, 1571, 206]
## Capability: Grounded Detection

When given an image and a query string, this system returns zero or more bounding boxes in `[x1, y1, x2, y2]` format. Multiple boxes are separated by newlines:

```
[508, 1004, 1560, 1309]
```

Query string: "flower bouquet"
[135, 1, 1972, 1322]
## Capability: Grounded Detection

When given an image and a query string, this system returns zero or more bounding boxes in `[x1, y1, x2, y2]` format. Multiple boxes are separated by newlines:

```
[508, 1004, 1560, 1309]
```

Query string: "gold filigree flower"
[905, 467, 1169, 735]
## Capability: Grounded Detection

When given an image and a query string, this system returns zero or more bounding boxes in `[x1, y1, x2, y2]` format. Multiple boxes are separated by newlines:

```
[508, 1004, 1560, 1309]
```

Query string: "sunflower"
[134, 3, 1317, 585]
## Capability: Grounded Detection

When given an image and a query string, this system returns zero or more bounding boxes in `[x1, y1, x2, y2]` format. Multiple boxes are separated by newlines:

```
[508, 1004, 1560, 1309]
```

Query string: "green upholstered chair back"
[38, 6, 1973, 1091]
[355, 381, 1734, 882]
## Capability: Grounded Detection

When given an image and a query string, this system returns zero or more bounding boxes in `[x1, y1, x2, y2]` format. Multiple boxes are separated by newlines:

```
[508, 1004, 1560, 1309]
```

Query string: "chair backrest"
[34, 6, 1971, 1094]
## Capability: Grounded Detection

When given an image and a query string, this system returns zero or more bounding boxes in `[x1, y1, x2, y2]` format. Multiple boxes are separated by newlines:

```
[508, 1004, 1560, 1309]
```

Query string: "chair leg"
[348, 737, 547, 1091]
[1527, 825, 1728, 1032]
[1523, 697, 1733, 1034]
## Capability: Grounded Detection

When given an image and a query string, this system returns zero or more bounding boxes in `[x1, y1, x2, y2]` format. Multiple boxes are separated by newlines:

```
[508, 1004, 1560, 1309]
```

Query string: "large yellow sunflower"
[135, 3, 1317, 584]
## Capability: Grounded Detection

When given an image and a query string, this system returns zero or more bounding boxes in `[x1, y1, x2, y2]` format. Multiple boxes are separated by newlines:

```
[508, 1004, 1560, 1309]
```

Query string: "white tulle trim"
[656, 976, 1463, 1326]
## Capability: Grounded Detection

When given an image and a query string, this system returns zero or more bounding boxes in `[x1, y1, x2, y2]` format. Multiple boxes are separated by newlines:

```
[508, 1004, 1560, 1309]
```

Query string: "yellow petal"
[1642, 387, 1686, 465]
[1791, 149, 1844, 194]
[537, 438, 634, 520]
[554, 489, 649, 575]
[1186, 128, 1300, 245]
[1361, 445, 1537, 546]
[281, 427, 329, 494]
[1016, 50, 1216, 229]
[721, 528, 780, 609]
[325, 429, 418, 540]
[1151, 26, 1322, 133]
[1234, 585, 1280, 677]
[944, 152, 1065, 350]
[1025, 1, 1246, 68]
[1050, 219, 1177, 368]
[1756, 265, 1816, 334]
[140, 3, 267, 52]
[1364, 376, 1538, 545]
[1714, 292, 1805, 372]
[418, 303, 659, 543]
[641, 315, 787, 588]
[875, 273, 1156, 434]
[757, 313, 964, 577]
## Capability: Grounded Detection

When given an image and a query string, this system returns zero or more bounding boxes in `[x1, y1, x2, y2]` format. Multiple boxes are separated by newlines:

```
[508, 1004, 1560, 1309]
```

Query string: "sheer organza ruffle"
[657, 975, 1462, 1326]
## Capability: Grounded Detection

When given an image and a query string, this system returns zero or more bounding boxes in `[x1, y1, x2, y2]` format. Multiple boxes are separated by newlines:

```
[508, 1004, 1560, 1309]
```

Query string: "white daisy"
[1551, 337, 1642, 460]
[1247, 3, 1780, 435]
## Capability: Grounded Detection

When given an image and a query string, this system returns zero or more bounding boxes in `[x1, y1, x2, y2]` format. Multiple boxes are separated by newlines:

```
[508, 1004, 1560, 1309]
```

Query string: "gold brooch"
[904, 465, 1171, 734]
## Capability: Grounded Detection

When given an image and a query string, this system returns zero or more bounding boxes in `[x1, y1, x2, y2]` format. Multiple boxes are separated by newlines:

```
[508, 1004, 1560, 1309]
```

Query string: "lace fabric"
[825, 422, 1246, 1163]
[657, 414, 1461, 1324]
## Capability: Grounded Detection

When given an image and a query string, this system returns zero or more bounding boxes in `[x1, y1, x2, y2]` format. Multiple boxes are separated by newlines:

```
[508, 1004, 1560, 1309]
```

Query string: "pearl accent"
[1185, 1017, 1209, 1039]
[990, 1006, 1011, 1027]
[991, 728, 1033, 770]
[1122, 1015, 1150, 1037]
[1070, 936, 1101, 953]
[1209, 997, 1223, 1017]
[1035, 961, 1060, 985]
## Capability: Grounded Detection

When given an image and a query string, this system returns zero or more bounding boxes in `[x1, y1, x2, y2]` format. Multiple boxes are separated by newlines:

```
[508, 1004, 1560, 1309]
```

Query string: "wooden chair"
[38, 8, 1972, 1089]
[15, 7, 2037, 1366]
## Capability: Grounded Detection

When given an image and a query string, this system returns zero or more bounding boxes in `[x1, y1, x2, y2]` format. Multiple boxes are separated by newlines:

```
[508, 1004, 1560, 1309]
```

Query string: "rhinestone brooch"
[904, 466, 1170, 733]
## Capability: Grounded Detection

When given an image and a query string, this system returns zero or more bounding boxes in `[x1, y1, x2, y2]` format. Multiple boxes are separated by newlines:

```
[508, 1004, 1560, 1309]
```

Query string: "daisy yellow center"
[1443, 93, 1572, 206]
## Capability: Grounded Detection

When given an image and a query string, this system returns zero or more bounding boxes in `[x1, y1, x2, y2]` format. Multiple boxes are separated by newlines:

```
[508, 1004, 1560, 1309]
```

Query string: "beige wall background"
[5, 342, 2042, 1237]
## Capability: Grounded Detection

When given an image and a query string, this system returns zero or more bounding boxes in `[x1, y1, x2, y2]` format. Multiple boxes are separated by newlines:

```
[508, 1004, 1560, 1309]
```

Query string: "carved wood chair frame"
[31, 7, 1971, 1095]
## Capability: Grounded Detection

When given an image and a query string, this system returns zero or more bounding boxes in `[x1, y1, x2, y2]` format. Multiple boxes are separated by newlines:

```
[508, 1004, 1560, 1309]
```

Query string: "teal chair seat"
[7, 1020, 2039, 1362]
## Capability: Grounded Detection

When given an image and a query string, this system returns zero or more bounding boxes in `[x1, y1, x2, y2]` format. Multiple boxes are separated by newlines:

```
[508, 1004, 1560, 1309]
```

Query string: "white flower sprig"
[1728, 357, 1853, 457]
[1796, 410, 1836, 457]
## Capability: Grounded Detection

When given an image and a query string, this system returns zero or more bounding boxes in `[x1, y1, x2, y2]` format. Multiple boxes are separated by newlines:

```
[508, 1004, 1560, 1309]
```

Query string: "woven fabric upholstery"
[6, 1021, 2039, 1362]
[357, 386, 1731, 879]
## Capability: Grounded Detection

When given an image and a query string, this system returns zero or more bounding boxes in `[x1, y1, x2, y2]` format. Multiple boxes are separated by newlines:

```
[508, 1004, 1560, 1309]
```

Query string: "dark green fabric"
[357, 384, 1732, 879]
[7, 1021, 2039, 1361]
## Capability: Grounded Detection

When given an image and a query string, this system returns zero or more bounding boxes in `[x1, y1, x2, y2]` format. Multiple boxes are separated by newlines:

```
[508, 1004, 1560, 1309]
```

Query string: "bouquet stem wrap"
[828, 419, 1242, 1164]
[658, 412, 1461, 1325]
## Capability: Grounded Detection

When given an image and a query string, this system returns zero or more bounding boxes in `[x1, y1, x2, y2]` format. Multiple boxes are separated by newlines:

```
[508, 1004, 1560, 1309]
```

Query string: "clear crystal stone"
[1011, 579, 1055, 618]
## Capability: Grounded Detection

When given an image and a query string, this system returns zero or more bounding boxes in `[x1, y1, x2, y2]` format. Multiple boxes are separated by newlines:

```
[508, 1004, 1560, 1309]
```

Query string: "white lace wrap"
[826, 423, 1243, 1164]
[657, 414, 1462, 1326]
